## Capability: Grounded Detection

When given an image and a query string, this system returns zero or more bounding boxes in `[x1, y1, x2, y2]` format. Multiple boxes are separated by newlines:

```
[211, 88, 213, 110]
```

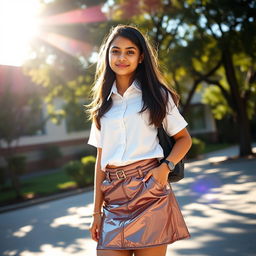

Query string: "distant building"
[185, 91, 217, 141]
[0, 65, 90, 173]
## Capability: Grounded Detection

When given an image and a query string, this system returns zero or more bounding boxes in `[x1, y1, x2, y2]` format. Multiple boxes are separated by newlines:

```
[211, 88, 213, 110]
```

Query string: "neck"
[115, 75, 134, 95]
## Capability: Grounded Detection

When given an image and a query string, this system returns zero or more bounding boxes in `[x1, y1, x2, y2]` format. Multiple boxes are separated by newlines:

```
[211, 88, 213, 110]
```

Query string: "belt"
[104, 158, 160, 182]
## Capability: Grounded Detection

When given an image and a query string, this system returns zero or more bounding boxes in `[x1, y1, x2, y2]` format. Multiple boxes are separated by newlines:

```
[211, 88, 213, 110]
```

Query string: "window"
[21, 104, 46, 136]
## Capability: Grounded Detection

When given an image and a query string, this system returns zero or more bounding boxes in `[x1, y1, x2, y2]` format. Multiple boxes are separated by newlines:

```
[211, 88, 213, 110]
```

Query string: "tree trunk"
[8, 164, 22, 199]
[5, 145, 23, 199]
[236, 99, 253, 156]
[222, 49, 252, 156]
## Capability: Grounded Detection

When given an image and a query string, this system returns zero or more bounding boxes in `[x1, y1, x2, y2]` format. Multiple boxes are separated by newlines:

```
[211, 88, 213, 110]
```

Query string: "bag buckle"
[116, 169, 126, 180]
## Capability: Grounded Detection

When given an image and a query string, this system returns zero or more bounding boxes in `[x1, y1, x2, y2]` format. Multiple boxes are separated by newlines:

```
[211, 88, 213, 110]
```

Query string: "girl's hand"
[89, 214, 102, 242]
[142, 164, 169, 186]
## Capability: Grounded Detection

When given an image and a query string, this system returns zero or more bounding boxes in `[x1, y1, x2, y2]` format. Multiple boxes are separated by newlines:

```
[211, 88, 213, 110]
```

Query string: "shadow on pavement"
[168, 157, 256, 256]
[0, 157, 255, 256]
[0, 190, 96, 255]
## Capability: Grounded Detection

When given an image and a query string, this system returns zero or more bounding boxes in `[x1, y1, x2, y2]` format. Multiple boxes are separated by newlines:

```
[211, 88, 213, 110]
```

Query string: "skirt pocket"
[150, 174, 168, 189]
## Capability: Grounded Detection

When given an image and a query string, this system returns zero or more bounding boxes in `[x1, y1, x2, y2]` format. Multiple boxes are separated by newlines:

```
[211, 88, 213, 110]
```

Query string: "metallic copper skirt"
[98, 158, 191, 250]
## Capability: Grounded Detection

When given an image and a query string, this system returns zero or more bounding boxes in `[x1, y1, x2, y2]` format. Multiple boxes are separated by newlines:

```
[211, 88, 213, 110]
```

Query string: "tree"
[23, 0, 118, 122]
[0, 84, 45, 198]
[107, 0, 256, 156]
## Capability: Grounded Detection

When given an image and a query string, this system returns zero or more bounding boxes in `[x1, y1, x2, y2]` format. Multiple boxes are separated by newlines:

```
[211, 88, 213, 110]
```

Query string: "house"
[0, 65, 91, 173]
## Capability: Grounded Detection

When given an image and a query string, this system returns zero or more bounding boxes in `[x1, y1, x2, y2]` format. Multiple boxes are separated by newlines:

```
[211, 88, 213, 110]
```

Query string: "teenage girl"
[86, 24, 192, 256]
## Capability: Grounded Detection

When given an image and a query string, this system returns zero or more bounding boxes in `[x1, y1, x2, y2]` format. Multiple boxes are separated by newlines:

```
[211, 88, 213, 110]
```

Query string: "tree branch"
[181, 78, 201, 115]
[182, 59, 225, 113]
[204, 78, 234, 108]
[191, 58, 222, 79]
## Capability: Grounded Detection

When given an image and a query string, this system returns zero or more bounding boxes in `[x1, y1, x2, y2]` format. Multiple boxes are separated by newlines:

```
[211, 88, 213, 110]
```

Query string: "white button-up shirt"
[87, 80, 188, 170]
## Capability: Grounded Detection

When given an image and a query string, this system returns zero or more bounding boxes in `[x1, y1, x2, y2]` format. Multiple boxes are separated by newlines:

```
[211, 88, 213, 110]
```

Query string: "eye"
[127, 51, 135, 55]
[111, 50, 119, 54]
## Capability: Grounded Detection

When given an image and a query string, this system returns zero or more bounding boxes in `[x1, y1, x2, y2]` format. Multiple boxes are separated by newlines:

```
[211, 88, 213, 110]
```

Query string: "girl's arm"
[90, 148, 105, 242]
[142, 128, 192, 184]
[164, 128, 192, 166]
[93, 147, 105, 214]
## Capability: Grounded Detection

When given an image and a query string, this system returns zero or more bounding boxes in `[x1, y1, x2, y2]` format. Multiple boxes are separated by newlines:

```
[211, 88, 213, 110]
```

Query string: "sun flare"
[0, 0, 41, 66]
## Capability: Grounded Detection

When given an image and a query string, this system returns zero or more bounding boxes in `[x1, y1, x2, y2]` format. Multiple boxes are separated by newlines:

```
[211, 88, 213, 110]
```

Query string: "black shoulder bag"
[157, 124, 185, 183]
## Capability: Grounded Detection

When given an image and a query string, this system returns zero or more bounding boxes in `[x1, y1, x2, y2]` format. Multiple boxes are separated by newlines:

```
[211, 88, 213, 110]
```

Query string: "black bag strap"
[157, 124, 175, 160]
[157, 124, 185, 182]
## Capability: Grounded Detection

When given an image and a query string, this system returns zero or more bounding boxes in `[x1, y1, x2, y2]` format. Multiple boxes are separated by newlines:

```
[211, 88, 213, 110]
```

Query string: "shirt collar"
[107, 79, 141, 101]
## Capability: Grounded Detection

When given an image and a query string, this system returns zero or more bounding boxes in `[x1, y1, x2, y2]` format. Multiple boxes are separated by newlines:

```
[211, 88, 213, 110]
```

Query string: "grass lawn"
[203, 143, 234, 154]
[0, 169, 79, 206]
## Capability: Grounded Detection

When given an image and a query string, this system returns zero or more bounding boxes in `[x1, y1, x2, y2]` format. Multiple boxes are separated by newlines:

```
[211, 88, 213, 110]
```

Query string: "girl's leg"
[97, 249, 134, 256]
[134, 245, 167, 256]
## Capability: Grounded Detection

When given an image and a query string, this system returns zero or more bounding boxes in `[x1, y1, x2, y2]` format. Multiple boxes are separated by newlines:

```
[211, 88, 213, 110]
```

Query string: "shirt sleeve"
[162, 92, 188, 136]
[87, 121, 102, 148]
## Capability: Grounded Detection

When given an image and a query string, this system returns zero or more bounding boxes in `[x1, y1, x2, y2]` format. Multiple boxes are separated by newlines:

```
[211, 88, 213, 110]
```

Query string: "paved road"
[0, 146, 256, 256]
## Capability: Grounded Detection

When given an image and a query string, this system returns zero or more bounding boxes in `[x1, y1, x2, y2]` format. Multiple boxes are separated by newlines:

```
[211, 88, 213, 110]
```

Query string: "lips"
[116, 64, 129, 68]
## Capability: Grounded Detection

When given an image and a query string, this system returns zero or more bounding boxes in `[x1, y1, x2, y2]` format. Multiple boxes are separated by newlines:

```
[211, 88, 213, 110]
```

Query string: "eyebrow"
[111, 46, 137, 50]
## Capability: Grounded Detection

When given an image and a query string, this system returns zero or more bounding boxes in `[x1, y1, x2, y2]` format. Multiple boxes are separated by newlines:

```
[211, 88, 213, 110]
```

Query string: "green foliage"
[187, 137, 205, 158]
[108, 0, 255, 155]
[109, 0, 256, 112]
[63, 155, 95, 187]
[81, 155, 96, 184]
[63, 161, 85, 187]
[202, 86, 232, 119]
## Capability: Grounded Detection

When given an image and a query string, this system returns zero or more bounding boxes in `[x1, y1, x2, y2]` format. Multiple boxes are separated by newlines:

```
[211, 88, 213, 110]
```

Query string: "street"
[0, 147, 256, 256]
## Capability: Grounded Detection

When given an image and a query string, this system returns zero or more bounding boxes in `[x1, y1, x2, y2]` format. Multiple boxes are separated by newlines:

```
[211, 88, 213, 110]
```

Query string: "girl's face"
[108, 36, 143, 78]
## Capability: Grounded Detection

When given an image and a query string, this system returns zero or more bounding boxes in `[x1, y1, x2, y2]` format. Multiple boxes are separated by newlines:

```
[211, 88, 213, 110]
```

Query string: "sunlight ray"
[40, 4, 107, 26]
[38, 32, 93, 58]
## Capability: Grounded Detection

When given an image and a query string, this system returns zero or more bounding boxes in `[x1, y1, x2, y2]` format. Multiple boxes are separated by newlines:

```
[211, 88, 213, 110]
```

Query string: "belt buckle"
[116, 169, 126, 180]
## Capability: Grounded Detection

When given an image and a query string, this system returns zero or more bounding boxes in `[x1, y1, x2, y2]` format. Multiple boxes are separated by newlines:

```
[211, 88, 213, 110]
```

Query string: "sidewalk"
[0, 144, 255, 256]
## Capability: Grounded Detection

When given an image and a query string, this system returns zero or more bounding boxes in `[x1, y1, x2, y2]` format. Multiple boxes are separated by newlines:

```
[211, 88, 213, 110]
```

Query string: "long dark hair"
[86, 24, 179, 129]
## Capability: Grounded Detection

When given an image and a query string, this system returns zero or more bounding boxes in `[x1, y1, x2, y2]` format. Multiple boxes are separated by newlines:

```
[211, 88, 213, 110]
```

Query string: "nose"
[118, 53, 126, 61]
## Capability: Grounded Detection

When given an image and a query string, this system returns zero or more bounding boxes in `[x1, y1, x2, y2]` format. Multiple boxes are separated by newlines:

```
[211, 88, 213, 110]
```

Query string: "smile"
[116, 64, 129, 68]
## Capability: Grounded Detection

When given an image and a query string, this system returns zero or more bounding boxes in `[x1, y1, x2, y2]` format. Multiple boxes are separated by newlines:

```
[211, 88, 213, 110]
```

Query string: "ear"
[139, 53, 144, 63]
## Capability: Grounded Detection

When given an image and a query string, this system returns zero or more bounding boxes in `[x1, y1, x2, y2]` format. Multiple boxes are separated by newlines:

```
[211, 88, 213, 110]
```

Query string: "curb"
[0, 186, 94, 214]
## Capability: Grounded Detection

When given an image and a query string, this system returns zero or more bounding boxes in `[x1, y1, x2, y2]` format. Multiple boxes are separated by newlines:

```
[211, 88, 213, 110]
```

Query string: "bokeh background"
[0, 0, 255, 255]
